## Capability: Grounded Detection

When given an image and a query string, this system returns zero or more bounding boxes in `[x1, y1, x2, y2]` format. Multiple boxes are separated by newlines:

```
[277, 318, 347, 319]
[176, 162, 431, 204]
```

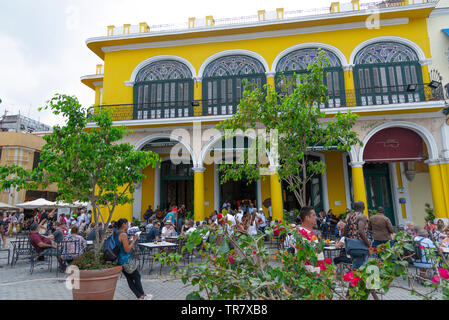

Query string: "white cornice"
[322, 100, 445, 114]
[100, 18, 410, 57]
[429, 7, 449, 18]
[86, 114, 232, 128]
[80, 74, 104, 81]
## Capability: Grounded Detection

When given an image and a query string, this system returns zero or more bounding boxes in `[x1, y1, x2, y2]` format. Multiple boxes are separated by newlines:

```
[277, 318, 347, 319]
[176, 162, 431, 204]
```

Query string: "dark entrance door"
[364, 163, 396, 226]
[160, 161, 194, 212]
[219, 175, 257, 211]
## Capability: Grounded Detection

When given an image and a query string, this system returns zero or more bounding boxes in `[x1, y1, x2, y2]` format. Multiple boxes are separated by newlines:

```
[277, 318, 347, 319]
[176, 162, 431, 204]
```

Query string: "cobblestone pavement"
[0, 238, 443, 300]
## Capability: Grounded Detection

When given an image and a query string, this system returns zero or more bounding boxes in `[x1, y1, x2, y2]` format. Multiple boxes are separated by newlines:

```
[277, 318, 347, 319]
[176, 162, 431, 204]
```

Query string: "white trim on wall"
[128, 55, 197, 85]
[348, 35, 429, 65]
[134, 132, 198, 167]
[214, 164, 220, 211]
[271, 42, 349, 72]
[342, 152, 352, 210]
[133, 183, 142, 220]
[154, 163, 161, 209]
[197, 49, 270, 78]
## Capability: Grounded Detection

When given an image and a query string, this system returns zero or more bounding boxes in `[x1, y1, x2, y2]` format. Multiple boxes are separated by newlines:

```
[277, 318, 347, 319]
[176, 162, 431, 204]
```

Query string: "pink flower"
[419, 245, 425, 249]
[212, 255, 216, 259]
[228, 255, 235, 265]
[325, 258, 332, 265]
[320, 264, 327, 272]
[432, 275, 440, 284]
[438, 268, 449, 280]
[253, 250, 257, 255]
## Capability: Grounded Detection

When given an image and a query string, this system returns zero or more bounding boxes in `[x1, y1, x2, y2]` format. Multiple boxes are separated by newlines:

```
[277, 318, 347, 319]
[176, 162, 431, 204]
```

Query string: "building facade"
[0, 132, 58, 205]
[81, 0, 449, 226]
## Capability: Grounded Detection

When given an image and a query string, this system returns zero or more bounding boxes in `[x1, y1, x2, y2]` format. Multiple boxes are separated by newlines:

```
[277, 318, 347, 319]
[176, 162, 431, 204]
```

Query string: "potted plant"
[0, 94, 159, 300]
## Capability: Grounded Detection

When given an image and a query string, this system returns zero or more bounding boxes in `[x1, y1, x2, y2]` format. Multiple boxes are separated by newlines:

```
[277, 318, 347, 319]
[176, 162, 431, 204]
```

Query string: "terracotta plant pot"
[72, 265, 123, 300]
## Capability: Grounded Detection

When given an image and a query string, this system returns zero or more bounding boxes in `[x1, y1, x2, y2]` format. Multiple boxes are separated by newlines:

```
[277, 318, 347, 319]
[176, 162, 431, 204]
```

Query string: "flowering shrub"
[156, 221, 449, 300]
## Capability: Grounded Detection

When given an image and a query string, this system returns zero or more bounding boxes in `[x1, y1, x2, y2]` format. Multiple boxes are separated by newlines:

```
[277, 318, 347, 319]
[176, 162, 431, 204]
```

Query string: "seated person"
[440, 226, 449, 247]
[52, 222, 65, 244]
[61, 226, 87, 267]
[333, 221, 352, 265]
[145, 218, 154, 233]
[184, 220, 197, 235]
[127, 222, 140, 236]
[413, 228, 437, 278]
[87, 222, 104, 241]
[29, 223, 63, 268]
[283, 225, 296, 254]
[147, 220, 161, 242]
[161, 220, 177, 238]
[30, 223, 57, 255]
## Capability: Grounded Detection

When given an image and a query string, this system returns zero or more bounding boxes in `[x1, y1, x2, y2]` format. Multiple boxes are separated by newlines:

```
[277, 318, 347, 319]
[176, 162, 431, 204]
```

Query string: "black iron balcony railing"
[93, 83, 444, 122]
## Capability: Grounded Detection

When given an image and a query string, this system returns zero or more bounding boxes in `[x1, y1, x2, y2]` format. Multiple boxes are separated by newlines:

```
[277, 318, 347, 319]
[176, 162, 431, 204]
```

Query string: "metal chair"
[29, 246, 55, 274]
[409, 241, 437, 285]
[11, 237, 32, 267]
[56, 240, 83, 276]
[0, 248, 10, 266]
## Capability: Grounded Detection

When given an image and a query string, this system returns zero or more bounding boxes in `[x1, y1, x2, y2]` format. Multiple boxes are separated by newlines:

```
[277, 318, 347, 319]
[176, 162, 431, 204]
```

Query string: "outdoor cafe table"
[138, 241, 178, 250]
[323, 245, 343, 260]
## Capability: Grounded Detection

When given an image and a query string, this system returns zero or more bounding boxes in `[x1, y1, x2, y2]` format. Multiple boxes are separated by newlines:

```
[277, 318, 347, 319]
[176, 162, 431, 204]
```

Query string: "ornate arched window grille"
[202, 55, 267, 116]
[275, 48, 345, 108]
[133, 60, 194, 119]
[353, 42, 423, 106]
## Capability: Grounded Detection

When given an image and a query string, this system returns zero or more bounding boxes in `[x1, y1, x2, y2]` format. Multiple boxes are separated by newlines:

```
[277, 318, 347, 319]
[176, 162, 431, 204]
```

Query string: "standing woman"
[115, 219, 151, 300]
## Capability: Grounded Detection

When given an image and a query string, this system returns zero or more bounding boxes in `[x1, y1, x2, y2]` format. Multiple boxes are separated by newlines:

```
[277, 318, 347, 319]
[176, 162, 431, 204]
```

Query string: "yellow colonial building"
[81, 0, 449, 227]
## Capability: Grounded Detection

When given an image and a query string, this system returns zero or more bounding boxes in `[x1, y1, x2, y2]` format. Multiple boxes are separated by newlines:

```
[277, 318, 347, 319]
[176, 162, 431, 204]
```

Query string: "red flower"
[325, 258, 332, 265]
[299, 228, 309, 238]
[253, 250, 257, 255]
[419, 245, 425, 250]
[320, 264, 327, 272]
[350, 276, 362, 286]
[342, 271, 354, 282]
[228, 255, 235, 265]
[438, 268, 449, 280]
[432, 275, 440, 284]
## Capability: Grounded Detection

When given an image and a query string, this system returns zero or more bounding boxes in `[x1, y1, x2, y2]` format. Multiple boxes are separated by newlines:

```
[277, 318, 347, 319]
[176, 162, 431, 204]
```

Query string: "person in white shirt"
[161, 220, 177, 238]
[248, 204, 254, 215]
[235, 207, 244, 224]
[256, 208, 267, 233]
[248, 213, 259, 236]
[226, 213, 236, 236]
[284, 225, 296, 253]
[184, 220, 197, 235]
[268, 206, 272, 222]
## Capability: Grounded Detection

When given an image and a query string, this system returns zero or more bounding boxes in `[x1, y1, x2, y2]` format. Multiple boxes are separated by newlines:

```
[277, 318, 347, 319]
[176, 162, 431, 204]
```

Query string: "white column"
[214, 164, 220, 211]
[256, 178, 262, 210]
[154, 163, 161, 208]
[132, 183, 142, 220]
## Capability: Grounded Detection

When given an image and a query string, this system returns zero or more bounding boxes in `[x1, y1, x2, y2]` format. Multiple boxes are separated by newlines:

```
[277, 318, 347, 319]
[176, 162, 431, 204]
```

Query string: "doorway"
[160, 160, 194, 212]
[364, 163, 396, 225]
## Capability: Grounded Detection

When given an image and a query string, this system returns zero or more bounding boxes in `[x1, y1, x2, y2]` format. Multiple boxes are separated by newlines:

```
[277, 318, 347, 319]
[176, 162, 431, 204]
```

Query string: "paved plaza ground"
[0, 237, 443, 300]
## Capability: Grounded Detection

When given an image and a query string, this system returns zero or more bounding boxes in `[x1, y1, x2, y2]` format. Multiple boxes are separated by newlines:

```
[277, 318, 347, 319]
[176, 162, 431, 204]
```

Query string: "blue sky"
[0, 0, 368, 127]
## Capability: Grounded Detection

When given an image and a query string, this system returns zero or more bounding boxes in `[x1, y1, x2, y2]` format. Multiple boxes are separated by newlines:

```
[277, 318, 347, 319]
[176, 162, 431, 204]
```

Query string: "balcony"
[92, 83, 444, 122]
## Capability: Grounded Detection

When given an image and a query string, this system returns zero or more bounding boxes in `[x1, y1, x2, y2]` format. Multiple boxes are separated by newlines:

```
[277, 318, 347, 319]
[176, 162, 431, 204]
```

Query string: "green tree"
[216, 51, 360, 208]
[0, 94, 159, 266]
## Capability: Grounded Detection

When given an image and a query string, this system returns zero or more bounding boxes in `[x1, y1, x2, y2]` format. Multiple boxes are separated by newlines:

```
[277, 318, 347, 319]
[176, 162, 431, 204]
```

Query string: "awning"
[443, 29, 449, 37]
[363, 127, 424, 163]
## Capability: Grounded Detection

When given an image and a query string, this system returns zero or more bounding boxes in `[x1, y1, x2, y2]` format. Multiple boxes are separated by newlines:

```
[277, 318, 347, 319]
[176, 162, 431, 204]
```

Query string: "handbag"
[345, 237, 369, 257]
[122, 259, 137, 274]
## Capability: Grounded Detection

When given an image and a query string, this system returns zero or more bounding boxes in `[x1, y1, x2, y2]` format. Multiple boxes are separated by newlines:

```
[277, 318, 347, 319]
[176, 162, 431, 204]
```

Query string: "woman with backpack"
[115, 219, 151, 300]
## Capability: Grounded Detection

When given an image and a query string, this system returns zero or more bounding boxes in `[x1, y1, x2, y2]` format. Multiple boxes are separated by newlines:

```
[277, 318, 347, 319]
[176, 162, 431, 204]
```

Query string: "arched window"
[202, 55, 266, 116]
[133, 60, 194, 119]
[353, 42, 423, 106]
[275, 48, 345, 108]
